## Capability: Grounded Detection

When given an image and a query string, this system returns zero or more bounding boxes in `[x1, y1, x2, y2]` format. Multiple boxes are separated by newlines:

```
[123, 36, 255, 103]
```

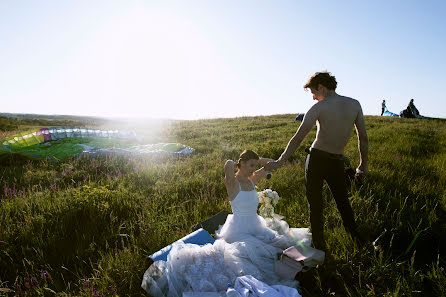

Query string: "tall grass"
[0, 115, 445, 296]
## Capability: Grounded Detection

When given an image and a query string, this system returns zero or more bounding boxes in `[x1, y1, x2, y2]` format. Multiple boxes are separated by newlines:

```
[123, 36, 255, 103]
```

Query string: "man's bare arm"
[265, 108, 317, 171]
[354, 105, 369, 174]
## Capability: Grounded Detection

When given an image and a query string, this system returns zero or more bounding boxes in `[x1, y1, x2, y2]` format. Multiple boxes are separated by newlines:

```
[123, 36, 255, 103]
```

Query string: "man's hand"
[264, 160, 282, 172]
[355, 167, 367, 182]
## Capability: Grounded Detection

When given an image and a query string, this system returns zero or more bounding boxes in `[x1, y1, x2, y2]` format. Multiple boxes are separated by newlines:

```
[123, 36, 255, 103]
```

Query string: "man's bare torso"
[309, 94, 361, 155]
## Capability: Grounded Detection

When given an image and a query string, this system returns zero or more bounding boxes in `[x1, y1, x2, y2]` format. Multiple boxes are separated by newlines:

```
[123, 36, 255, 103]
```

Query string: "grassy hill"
[0, 115, 445, 296]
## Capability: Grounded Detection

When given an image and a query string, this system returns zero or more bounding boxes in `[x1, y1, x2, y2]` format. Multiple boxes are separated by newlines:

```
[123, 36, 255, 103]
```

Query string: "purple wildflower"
[83, 279, 90, 289]
[40, 270, 52, 282]
[211, 185, 216, 200]
[24, 277, 30, 289]
[12, 183, 17, 198]
[109, 285, 117, 295]
[30, 276, 39, 288]
[40, 270, 47, 282]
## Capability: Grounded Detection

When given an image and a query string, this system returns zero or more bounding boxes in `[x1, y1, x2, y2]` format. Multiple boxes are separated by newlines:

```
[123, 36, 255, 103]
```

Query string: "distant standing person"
[408, 98, 419, 116]
[381, 100, 386, 116]
[265, 71, 369, 250]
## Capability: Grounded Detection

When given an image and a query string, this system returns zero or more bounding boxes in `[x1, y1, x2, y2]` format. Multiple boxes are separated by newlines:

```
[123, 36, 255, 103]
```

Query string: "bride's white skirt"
[142, 214, 311, 297]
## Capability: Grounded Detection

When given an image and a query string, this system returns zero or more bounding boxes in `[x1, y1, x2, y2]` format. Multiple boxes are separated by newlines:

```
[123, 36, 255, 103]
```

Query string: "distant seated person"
[295, 113, 305, 121]
[408, 98, 419, 116]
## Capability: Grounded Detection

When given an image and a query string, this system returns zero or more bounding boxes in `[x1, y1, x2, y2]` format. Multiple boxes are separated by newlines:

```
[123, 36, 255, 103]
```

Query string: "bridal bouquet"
[258, 189, 281, 217]
[258, 189, 286, 233]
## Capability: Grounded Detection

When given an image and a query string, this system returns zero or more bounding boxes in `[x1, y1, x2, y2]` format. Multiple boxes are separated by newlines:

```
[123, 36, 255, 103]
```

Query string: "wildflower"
[90, 287, 100, 297]
[211, 185, 216, 200]
[109, 285, 117, 295]
[40, 270, 47, 281]
[40, 270, 53, 281]
[30, 276, 39, 288]
[83, 279, 90, 289]
[24, 277, 30, 289]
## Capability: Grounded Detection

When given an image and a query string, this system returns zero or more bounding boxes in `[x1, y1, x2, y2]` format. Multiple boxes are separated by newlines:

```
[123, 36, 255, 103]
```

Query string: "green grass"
[0, 114, 446, 296]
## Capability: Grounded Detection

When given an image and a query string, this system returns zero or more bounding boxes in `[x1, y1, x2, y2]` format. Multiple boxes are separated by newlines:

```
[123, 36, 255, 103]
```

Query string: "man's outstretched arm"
[265, 108, 317, 171]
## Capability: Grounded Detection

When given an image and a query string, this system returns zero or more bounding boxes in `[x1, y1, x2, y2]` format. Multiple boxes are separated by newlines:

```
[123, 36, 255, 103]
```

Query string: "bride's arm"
[224, 160, 238, 200]
[250, 167, 267, 184]
[249, 157, 274, 184]
[224, 160, 237, 186]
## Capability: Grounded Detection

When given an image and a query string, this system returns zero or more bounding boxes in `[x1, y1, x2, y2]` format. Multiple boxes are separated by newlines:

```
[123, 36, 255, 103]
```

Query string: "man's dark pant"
[305, 148, 358, 250]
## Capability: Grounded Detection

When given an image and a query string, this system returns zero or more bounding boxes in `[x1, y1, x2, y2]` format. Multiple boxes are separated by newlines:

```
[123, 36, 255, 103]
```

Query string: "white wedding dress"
[142, 184, 311, 297]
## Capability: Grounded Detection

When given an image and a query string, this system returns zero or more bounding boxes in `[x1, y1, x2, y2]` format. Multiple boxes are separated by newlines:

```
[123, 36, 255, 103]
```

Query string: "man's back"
[265, 71, 368, 177]
[309, 95, 361, 155]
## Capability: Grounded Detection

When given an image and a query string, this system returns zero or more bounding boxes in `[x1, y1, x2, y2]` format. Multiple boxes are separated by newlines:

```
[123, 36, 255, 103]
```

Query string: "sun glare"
[58, 6, 235, 120]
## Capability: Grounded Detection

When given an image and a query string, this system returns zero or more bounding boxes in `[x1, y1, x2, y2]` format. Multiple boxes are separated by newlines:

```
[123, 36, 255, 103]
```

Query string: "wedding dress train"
[142, 187, 311, 297]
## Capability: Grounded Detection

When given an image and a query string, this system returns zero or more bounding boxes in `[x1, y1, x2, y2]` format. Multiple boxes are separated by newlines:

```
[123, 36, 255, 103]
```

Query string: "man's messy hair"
[304, 71, 337, 91]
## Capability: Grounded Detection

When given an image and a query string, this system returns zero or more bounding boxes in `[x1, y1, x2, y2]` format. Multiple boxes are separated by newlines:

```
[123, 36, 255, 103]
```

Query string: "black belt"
[306, 147, 344, 160]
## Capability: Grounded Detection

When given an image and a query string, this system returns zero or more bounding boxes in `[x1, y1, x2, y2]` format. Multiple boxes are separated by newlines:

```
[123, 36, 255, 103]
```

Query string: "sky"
[1, 0, 445, 120]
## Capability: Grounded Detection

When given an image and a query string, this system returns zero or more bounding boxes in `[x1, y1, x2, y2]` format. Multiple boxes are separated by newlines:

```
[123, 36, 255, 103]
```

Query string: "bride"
[142, 150, 312, 296]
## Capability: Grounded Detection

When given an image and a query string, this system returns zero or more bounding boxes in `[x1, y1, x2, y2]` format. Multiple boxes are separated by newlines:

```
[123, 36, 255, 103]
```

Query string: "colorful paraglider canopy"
[2, 128, 45, 149]
[1, 127, 194, 160]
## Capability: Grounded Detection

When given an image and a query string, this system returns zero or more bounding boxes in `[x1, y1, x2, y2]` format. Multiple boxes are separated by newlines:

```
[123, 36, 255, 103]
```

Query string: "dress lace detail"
[142, 186, 311, 297]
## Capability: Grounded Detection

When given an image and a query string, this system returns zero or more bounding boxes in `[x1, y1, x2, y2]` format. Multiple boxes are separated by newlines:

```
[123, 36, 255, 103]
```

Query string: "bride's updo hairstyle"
[237, 150, 259, 168]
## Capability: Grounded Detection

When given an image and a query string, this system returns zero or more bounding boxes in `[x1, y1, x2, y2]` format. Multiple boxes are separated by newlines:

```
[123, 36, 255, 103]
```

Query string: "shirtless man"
[265, 71, 369, 250]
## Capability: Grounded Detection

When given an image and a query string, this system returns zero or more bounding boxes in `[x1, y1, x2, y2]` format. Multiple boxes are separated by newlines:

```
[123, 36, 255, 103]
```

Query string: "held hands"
[264, 160, 282, 172]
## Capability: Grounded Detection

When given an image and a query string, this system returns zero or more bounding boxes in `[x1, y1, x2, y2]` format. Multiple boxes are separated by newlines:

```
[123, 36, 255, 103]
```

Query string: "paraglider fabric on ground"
[0, 127, 194, 160]
[382, 110, 399, 117]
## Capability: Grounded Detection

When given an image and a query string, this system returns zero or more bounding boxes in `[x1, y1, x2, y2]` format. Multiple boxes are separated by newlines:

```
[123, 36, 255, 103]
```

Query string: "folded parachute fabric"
[383, 110, 399, 117]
